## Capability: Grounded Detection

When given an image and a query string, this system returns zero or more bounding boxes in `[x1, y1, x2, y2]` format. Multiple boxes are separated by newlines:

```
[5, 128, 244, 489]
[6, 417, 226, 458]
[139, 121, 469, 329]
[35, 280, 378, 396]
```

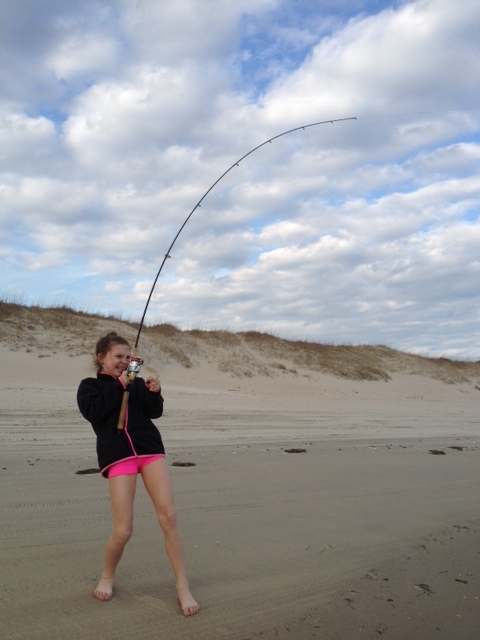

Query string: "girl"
[77, 332, 199, 616]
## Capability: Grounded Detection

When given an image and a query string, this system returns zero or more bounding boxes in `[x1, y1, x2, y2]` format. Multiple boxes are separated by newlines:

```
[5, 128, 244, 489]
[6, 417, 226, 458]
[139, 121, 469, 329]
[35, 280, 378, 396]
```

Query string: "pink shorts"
[107, 455, 165, 478]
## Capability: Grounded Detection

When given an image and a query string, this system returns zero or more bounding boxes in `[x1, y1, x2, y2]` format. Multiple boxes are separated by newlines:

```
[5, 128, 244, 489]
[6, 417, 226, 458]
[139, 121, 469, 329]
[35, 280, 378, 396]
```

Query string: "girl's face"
[98, 344, 131, 377]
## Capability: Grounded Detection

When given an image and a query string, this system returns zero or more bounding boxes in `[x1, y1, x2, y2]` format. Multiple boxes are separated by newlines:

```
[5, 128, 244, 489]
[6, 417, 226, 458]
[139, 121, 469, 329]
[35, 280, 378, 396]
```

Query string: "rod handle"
[117, 390, 129, 430]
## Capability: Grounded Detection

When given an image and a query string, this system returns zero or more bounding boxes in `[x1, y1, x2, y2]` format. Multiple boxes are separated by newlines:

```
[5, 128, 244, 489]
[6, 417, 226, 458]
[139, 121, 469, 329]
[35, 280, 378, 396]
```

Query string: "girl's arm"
[141, 376, 164, 418]
[77, 377, 124, 423]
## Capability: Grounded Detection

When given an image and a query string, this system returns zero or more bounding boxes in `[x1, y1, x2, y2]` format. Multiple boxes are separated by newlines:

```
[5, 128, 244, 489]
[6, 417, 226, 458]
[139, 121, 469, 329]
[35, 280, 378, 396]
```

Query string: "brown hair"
[94, 332, 131, 373]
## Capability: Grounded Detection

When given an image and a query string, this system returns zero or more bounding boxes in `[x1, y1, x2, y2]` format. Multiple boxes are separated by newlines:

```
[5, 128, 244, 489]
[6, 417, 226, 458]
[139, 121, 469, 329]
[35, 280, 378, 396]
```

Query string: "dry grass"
[1, 300, 479, 384]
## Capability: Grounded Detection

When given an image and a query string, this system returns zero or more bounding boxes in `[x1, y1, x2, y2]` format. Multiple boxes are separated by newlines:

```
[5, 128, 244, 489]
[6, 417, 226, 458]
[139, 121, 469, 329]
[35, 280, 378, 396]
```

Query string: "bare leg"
[141, 459, 200, 616]
[94, 474, 137, 601]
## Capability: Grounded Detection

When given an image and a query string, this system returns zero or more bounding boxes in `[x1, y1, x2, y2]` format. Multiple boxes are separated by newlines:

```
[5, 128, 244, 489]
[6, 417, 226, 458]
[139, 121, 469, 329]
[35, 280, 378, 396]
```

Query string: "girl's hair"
[94, 332, 130, 373]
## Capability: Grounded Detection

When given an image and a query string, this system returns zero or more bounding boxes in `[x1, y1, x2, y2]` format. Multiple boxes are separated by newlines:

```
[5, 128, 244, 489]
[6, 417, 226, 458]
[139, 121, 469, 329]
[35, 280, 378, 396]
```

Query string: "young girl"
[77, 332, 199, 616]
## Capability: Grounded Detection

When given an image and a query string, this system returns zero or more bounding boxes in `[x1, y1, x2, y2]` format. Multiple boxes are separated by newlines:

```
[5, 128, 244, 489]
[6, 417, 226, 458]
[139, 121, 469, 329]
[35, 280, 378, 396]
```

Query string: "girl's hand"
[146, 376, 161, 393]
[119, 369, 131, 386]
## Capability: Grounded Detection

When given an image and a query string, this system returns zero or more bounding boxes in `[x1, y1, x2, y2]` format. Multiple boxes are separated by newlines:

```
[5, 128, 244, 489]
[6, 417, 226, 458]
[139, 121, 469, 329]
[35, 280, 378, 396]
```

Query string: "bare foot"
[94, 577, 114, 601]
[177, 584, 200, 616]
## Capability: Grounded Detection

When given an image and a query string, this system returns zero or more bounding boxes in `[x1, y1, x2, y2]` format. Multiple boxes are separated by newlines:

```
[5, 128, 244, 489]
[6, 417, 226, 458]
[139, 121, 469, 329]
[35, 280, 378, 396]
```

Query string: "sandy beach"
[0, 310, 479, 639]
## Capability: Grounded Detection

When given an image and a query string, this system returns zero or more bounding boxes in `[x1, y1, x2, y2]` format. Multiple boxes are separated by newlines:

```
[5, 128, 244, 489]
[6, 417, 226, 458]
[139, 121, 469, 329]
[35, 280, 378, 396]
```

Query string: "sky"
[1, 0, 479, 358]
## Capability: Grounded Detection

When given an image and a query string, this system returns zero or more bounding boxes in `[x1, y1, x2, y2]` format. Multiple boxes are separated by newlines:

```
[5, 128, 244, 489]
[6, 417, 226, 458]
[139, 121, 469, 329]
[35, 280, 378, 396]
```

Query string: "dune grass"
[1, 298, 479, 384]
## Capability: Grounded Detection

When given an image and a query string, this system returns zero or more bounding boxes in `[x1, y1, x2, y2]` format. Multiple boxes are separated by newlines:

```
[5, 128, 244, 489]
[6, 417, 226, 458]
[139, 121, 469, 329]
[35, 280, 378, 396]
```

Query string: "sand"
[0, 347, 479, 639]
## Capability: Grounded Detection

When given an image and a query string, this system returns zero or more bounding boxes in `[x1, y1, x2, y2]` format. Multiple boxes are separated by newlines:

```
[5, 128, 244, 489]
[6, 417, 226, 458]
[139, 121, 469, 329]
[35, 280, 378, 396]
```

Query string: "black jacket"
[77, 373, 165, 477]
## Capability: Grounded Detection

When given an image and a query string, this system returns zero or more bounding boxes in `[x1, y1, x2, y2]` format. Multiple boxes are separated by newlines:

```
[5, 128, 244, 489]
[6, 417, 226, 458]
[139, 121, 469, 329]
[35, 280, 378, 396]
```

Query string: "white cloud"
[47, 32, 120, 80]
[0, 113, 57, 170]
[23, 250, 67, 271]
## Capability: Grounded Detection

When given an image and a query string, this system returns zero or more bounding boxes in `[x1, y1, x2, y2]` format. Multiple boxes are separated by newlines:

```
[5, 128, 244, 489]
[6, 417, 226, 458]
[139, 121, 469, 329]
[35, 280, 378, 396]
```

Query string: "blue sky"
[1, 0, 479, 357]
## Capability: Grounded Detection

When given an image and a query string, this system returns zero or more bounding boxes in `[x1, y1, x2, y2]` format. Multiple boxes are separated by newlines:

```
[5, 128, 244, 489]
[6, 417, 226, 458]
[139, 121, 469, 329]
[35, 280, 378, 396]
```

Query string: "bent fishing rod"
[132, 116, 356, 351]
[117, 117, 357, 426]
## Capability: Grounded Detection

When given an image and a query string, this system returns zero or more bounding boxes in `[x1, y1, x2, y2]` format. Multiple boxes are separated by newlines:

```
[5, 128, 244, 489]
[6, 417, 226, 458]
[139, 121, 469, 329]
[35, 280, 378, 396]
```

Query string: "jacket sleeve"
[139, 379, 164, 419]
[77, 377, 124, 424]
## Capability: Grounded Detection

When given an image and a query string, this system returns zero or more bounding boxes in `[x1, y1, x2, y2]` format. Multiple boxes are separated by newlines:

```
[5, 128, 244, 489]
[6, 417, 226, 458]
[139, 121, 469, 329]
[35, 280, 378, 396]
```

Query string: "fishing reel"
[126, 356, 143, 383]
[117, 355, 143, 430]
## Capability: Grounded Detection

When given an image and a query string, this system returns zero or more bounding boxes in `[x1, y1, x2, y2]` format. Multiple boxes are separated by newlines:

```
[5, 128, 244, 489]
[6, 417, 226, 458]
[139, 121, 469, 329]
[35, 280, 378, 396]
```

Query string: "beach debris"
[171, 461, 196, 467]
[76, 468, 100, 474]
[376, 623, 389, 635]
[416, 583, 434, 594]
[284, 448, 307, 454]
[429, 449, 446, 455]
[364, 569, 379, 581]
[448, 446, 465, 451]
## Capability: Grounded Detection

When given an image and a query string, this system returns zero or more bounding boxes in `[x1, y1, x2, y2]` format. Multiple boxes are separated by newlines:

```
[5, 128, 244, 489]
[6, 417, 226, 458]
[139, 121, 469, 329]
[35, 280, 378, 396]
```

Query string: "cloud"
[46, 31, 120, 81]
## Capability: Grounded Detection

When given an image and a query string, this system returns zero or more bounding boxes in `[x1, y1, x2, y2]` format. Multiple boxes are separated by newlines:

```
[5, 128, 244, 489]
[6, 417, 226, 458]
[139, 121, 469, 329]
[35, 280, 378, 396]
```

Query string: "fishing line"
[133, 116, 357, 349]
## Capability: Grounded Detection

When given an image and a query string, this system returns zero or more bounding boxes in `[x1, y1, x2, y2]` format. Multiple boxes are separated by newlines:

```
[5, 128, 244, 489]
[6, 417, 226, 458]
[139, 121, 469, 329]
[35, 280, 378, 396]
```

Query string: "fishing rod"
[133, 116, 357, 350]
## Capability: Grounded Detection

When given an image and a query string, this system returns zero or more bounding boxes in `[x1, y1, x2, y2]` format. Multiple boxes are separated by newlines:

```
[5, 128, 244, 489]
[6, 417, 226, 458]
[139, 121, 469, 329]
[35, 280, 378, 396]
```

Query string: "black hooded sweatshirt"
[77, 373, 165, 477]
